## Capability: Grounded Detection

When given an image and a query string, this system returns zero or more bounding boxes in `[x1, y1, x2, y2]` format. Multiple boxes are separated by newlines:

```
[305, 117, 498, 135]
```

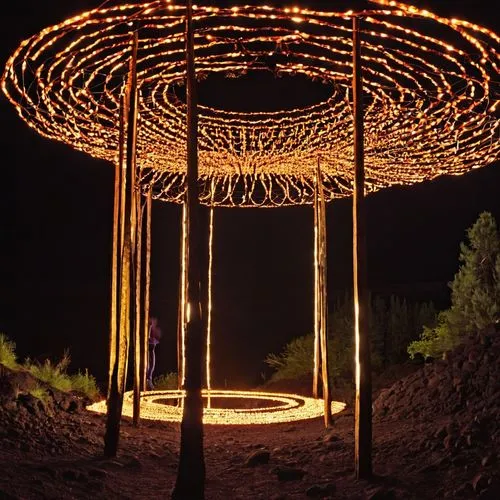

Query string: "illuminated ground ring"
[86, 389, 346, 425]
[2, 0, 499, 207]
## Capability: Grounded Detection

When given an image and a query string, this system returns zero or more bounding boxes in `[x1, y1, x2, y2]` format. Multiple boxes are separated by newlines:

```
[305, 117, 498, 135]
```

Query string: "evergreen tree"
[408, 212, 500, 359]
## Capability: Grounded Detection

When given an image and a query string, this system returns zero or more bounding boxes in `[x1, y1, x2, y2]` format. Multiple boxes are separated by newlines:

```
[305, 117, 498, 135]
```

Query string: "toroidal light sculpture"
[2, 0, 498, 207]
[87, 389, 347, 425]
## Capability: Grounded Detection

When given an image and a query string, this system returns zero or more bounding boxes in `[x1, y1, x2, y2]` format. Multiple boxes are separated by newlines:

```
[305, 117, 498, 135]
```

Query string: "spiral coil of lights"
[2, 0, 498, 207]
[86, 389, 347, 424]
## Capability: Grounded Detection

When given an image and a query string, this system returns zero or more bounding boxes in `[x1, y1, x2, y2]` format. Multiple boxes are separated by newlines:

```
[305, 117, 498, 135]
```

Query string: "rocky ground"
[0, 326, 499, 499]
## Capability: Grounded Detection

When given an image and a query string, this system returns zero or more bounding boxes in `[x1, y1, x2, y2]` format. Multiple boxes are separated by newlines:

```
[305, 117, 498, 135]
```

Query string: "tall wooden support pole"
[107, 106, 123, 398]
[312, 176, 321, 399]
[172, 0, 206, 497]
[177, 202, 188, 389]
[317, 161, 332, 427]
[104, 32, 139, 458]
[133, 194, 144, 426]
[142, 188, 152, 391]
[206, 204, 214, 408]
[353, 16, 372, 479]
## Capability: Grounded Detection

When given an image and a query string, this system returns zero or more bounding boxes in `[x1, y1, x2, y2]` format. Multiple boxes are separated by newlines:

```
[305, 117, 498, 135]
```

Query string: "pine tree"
[408, 212, 500, 359]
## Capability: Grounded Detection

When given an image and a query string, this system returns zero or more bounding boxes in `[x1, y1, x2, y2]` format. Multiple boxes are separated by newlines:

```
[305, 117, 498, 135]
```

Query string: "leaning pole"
[352, 16, 372, 479]
[172, 0, 206, 497]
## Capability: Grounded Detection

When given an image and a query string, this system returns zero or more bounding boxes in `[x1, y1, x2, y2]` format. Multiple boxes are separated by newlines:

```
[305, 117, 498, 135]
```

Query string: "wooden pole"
[172, 0, 206, 497]
[317, 160, 332, 427]
[353, 16, 372, 479]
[313, 174, 321, 399]
[206, 203, 214, 408]
[177, 201, 188, 389]
[107, 100, 124, 399]
[104, 31, 139, 458]
[142, 188, 152, 391]
[133, 194, 144, 426]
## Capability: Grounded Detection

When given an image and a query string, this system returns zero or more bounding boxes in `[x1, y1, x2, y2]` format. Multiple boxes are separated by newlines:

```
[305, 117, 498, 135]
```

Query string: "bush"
[266, 335, 314, 381]
[28, 384, 49, 402]
[24, 351, 73, 393]
[0, 333, 18, 369]
[154, 372, 179, 390]
[265, 293, 434, 385]
[70, 370, 100, 400]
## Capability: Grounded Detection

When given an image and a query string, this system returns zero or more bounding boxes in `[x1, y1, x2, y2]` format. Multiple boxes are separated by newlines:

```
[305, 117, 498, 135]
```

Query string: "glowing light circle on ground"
[86, 389, 346, 425]
[2, 0, 498, 206]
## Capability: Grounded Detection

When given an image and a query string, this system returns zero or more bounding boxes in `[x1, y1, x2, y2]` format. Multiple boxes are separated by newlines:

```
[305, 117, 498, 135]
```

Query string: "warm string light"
[86, 389, 346, 424]
[2, 1, 498, 208]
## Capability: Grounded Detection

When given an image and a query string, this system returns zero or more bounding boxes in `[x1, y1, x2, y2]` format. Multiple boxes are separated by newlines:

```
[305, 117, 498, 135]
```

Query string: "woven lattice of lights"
[86, 389, 347, 424]
[2, 0, 499, 207]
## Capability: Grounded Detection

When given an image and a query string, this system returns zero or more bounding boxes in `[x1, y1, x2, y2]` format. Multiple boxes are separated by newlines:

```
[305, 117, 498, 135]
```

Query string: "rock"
[306, 483, 336, 497]
[481, 452, 497, 467]
[88, 468, 108, 478]
[275, 466, 306, 481]
[472, 473, 490, 493]
[124, 456, 142, 469]
[245, 449, 270, 467]
[322, 431, 341, 443]
[365, 487, 396, 500]
[20, 442, 31, 452]
[62, 469, 84, 482]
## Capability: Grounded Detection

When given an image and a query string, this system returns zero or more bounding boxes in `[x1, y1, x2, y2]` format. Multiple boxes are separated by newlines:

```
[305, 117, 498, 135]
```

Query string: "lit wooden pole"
[177, 201, 188, 390]
[313, 175, 321, 399]
[104, 31, 139, 457]
[206, 203, 214, 408]
[141, 188, 152, 391]
[317, 160, 332, 427]
[107, 97, 124, 399]
[133, 193, 144, 426]
[172, 0, 206, 497]
[353, 16, 372, 479]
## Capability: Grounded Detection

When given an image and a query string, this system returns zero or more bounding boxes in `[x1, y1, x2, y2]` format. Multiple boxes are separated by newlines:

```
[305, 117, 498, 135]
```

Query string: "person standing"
[146, 317, 162, 390]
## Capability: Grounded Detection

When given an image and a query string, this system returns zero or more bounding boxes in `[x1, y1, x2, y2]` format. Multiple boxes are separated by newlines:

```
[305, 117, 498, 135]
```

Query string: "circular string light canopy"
[2, 0, 499, 207]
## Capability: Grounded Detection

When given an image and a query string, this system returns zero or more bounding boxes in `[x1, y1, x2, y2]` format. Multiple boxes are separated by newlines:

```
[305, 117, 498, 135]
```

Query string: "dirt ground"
[1, 327, 499, 499]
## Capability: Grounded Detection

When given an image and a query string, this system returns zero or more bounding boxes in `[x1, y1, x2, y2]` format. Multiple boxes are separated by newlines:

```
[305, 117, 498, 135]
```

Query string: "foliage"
[70, 370, 100, 400]
[265, 293, 436, 383]
[0, 333, 18, 369]
[0, 334, 100, 399]
[28, 384, 49, 403]
[154, 372, 179, 390]
[266, 335, 314, 381]
[408, 212, 500, 359]
[24, 351, 73, 393]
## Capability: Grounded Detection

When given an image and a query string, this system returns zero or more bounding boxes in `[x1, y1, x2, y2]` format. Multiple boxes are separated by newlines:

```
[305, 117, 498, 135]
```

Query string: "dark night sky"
[0, 1, 498, 388]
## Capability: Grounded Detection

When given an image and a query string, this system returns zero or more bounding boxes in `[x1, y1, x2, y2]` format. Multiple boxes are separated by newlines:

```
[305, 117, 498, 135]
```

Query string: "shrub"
[70, 370, 100, 400]
[28, 384, 49, 402]
[24, 351, 73, 393]
[0, 333, 18, 369]
[154, 372, 179, 390]
[266, 335, 314, 381]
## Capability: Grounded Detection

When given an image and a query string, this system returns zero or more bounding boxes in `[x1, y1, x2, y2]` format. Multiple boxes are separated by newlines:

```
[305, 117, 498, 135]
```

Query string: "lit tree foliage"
[408, 212, 500, 359]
